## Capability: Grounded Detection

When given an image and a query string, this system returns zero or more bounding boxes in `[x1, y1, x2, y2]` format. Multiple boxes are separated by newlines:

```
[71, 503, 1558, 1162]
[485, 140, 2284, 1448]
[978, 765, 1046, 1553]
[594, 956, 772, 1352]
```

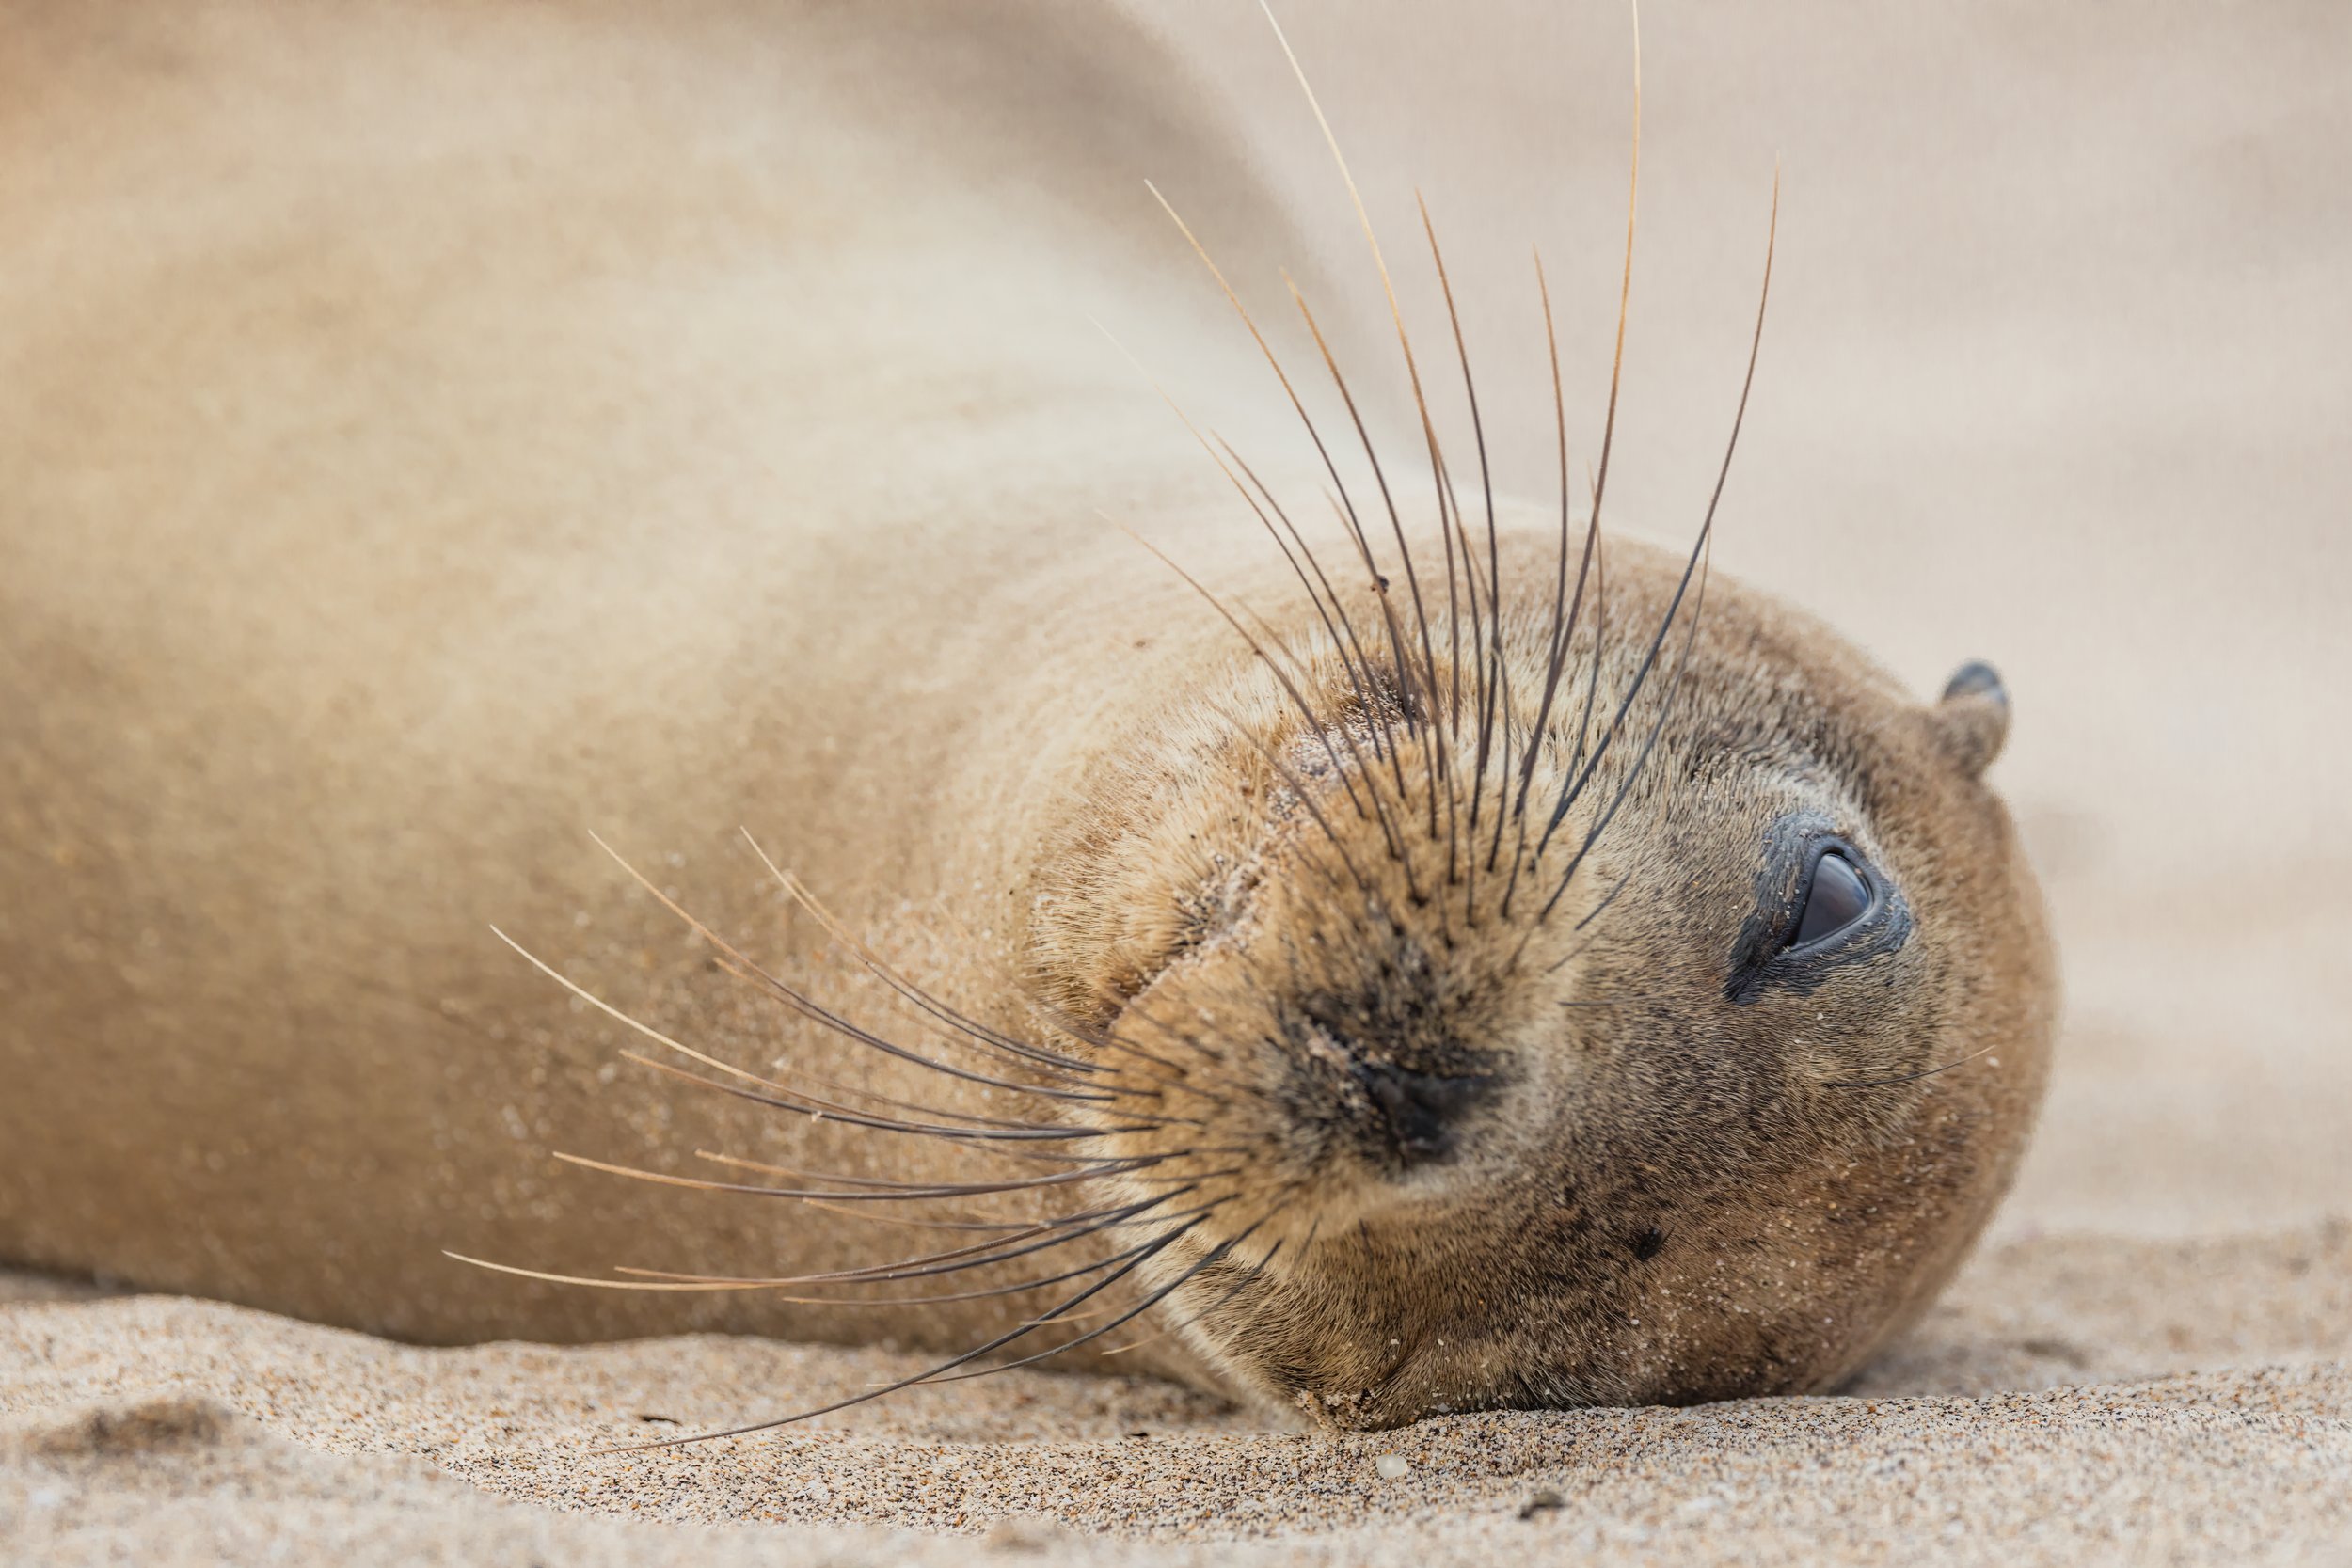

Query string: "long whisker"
[1567, 491, 1609, 786]
[1088, 313, 1389, 773]
[1280, 274, 1439, 768]
[1535, 531, 1711, 926]
[1099, 1226, 1288, 1357]
[1583, 2, 1642, 650]
[1226, 599, 1399, 878]
[1260, 0, 1451, 776]
[790, 1198, 1046, 1234]
[612, 1051, 1146, 1154]
[737, 835, 1105, 1083]
[1144, 182, 1409, 770]
[549, 1149, 1175, 1203]
[1204, 703, 1383, 910]
[1086, 314, 1400, 793]
[490, 926, 1089, 1146]
[578, 835, 1093, 1104]
[591, 1215, 1213, 1452]
[613, 1190, 1223, 1291]
[454, 1187, 1212, 1299]
[1418, 193, 1503, 901]
[1499, 251, 1602, 918]
[1023, 985, 1276, 1108]
[626, 1189, 1195, 1278]
[1116, 518, 1417, 887]
[911, 1212, 1272, 1386]
[1535, 162, 1779, 906]
[1220, 438, 1395, 763]
[1498, 7, 1642, 891]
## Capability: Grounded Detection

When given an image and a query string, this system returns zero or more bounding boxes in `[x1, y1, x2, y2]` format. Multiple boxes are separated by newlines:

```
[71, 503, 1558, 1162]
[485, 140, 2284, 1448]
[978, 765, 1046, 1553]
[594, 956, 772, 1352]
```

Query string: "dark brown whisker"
[1225, 600, 1396, 859]
[911, 1211, 1273, 1386]
[494, 928, 1123, 1151]
[462, 1187, 1208, 1307]
[749, 1227, 1218, 1311]
[1533, 163, 1779, 919]
[645, 1004, 1138, 1136]
[621, 1034, 1143, 1147]
[612, 1190, 1222, 1293]
[1430, 445, 1502, 920]
[1503, 14, 1643, 895]
[615, 1051, 1148, 1154]
[1418, 193, 1504, 908]
[1098, 990, 1242, 1076]
[1566, 491, 1609, 785]
[550, 1149, 1170, 1203]
[1556, 863, 1638, 960]
[1087, 310, 1391, 780]
[790, 1197, 1058, 1234]
[1582, 4, 1643, 674]
[652, 1185, 1216, 1259]
[1534, 531, 1712, 927]
[590, 1214, 1214, 1453]
[1143, 180, 1410, 771]
[1499, 251, 1603, 922]
[1115, 517, 1417, 887]
[1025, 991, 1265, 1105]
[1281, 273, 1440, 770]
[745, 837, 1106, 1084]
[1260, 0, 1454, 805]
[696, 1148, 1251, 1189]
[1315, 486, 1423, 814]
[1508, 249, 1580, 825]
[1099, 1219, 1289, 1357]
[580, 835, 1098, 1105]
[1215, 450, 1391, 779]
[1204, 701, 1384, 911]
[1220, 438, 1394, 765]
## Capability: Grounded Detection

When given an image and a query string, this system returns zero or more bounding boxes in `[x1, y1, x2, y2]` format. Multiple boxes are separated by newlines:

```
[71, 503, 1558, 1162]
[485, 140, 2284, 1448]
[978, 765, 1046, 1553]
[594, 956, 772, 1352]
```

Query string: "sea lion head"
[1032, 523, 2057, 1429]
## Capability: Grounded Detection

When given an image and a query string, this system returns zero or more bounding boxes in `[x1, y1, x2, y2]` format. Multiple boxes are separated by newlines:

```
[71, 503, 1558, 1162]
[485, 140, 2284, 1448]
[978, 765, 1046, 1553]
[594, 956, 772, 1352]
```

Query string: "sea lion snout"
[1346, 1056, 1494, 1164]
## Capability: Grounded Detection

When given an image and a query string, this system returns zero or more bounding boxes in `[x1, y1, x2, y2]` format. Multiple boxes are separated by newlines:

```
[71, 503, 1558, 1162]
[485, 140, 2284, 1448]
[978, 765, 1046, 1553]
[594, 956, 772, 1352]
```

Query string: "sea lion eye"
[1728, 821, 1912, 1003]
[1788, 849, 1872, 949]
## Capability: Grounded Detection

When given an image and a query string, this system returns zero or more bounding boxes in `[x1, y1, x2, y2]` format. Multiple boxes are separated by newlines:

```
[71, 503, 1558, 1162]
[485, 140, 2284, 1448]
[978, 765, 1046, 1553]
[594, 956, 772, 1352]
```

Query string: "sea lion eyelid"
[1781, 839, 1883, 956]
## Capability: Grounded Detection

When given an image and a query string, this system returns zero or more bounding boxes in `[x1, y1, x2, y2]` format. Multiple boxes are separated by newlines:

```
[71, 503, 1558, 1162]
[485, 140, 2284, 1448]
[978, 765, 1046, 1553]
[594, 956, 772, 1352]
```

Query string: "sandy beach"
[7, 1223, 2349, 1564]
[5, 2, 2349, 1562]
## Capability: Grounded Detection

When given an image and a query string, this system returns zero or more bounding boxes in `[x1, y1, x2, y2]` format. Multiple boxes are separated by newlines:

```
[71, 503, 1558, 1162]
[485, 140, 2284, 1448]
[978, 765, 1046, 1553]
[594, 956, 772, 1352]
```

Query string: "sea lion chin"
[1028, 520, 2056, 1430]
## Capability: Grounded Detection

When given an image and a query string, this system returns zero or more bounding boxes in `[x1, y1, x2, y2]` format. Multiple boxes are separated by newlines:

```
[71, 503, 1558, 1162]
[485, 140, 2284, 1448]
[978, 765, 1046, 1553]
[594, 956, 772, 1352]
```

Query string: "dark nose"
[1350, 1059, 1492, 1165]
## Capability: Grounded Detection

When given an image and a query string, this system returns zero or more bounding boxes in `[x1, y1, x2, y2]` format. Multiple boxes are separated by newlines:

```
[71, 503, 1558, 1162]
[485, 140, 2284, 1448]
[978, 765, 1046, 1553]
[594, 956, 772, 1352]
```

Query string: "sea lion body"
[0, 0, 1292, 1366]
[0, 2, 2056, 1427]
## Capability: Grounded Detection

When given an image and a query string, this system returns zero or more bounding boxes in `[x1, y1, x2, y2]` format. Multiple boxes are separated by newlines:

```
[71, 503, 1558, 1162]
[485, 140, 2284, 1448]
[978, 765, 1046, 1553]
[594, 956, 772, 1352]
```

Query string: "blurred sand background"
[5, 2, 2349, 1562]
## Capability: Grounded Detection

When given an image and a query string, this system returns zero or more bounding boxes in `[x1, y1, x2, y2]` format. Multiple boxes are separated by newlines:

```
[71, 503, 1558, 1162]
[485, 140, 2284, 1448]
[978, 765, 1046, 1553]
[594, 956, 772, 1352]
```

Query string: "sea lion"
[0, 0, 2057, 1431]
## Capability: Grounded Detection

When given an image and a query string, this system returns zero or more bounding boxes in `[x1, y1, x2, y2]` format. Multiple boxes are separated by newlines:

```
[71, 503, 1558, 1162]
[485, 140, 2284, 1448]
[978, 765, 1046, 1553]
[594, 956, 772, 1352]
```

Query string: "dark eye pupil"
[1791, 850, 1870, 947]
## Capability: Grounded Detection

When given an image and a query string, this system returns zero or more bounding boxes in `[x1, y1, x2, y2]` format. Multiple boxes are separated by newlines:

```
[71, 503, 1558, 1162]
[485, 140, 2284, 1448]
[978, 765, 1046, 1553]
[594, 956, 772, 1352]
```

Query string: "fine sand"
[7, 1225, 2350, 1565]
[6, 2, 2350, 1563]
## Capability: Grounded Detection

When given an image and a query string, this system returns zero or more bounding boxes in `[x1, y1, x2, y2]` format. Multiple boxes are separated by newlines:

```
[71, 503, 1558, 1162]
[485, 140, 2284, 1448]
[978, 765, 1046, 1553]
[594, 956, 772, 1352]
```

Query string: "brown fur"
[1032, 526, 2055, 1425]
[0, 1, 2055, 1434]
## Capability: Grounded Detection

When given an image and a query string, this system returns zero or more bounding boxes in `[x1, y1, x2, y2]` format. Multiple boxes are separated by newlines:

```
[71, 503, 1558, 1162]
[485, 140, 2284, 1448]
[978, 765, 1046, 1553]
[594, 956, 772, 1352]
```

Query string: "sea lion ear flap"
[1929, 660, 2010, 777]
